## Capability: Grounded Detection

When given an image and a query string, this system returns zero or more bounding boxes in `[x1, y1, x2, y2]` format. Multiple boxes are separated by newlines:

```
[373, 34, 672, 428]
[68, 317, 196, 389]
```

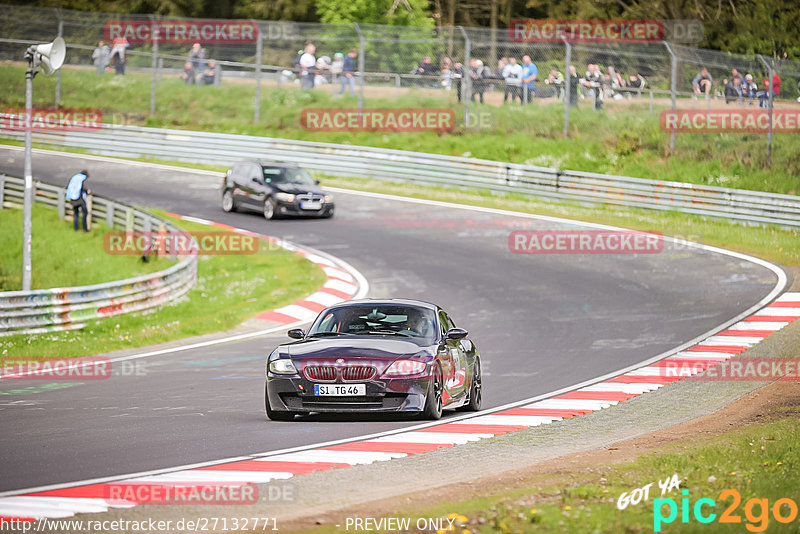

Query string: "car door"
[241, 163, 266, 208]
[438, 310, 469, 400]
[229, 163, 250, 206]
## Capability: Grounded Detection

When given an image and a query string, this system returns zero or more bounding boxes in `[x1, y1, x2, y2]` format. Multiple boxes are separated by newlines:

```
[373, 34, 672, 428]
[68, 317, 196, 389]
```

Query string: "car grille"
[297, 193, 325, 203]
[303, 364, 376, 382]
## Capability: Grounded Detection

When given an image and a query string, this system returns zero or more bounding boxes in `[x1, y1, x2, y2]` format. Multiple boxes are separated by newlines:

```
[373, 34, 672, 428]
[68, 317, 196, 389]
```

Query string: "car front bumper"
[276, 199, 334, 217]
[266, 374, 431, 413]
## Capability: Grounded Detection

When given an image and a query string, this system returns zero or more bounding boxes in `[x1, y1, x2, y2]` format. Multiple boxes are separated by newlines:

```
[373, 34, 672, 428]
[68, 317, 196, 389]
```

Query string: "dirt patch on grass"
[283, 379, 800, 531]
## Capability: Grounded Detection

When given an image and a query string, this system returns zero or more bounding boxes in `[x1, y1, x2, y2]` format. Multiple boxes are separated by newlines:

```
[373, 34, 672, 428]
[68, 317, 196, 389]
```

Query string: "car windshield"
[263, 167, 315, 185]
[307, 305, 438, 342]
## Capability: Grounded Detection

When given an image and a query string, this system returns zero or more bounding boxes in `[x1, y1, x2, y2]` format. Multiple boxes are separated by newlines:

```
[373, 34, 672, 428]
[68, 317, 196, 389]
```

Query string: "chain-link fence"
[1, 3, 799, 165]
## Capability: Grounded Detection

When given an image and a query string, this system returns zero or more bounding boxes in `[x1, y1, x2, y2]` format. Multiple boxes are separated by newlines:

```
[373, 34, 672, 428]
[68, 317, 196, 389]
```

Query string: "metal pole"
[458, 26, 470, 128]
[663, 41, 677, 152]
[149, 15, 158, 116]
[353, 23, 365, 114]
[22, 52, 35, 291]
[254, 25, 262, 123]
[54, 8, 62, 109]
[562, 37, 571, 137]
[758, 55, 773, 168]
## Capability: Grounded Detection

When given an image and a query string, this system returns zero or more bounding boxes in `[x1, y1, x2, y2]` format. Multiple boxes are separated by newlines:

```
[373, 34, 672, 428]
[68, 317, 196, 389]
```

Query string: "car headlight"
[269, 359, 298, 375]
[275, 192, 295, 202]
[323, 195, 333, 203]
[383, 360, 427, 377]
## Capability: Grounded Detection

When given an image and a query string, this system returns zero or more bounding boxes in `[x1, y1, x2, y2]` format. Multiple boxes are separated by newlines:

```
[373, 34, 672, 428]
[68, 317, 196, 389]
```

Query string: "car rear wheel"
[263, 197, 277, 220]
[265, 383, 295, 421]
[458, 357, 482, 412]
[422, 365, 443, 420]
[222, 190, 235, 212]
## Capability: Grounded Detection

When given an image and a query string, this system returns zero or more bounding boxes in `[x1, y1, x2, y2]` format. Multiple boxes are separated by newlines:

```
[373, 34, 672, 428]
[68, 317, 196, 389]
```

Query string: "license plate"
[300, 201, 322, 210]
[313, 384, 366, 396]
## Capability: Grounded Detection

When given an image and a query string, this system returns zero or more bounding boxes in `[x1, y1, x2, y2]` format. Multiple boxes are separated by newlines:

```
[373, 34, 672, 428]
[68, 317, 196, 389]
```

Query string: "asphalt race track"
[0, 147, 783, 493]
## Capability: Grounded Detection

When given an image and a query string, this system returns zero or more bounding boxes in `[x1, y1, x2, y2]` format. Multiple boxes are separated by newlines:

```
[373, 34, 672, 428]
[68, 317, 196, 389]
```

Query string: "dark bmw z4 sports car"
[264, 299, 482, 421]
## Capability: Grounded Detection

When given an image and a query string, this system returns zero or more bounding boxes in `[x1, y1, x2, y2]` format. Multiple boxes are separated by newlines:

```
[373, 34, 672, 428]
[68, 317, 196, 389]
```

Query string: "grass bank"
[0, 209, 327, 359]
[1, 63, 799, 195]
[0, 203, 170, 291]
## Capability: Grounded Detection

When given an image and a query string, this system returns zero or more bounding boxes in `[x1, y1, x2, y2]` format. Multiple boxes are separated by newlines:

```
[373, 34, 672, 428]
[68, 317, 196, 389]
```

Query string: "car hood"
[275, 183, 325, 195]
[281, 337, 434, 363]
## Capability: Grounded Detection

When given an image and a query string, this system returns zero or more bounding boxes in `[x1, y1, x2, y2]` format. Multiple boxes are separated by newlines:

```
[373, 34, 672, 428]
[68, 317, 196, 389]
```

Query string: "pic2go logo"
[654, 489, 799, 532]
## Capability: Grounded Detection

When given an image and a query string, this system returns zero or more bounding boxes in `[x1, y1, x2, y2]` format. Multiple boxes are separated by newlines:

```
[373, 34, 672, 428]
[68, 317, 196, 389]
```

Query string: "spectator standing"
[65, 170, 90, 233]
[110, 37, 128, 75]
[416, 56, 438, 87]
[583, 63, 604, 109]
[181, 61, 195, 85]
[299, 43, 316, 90]
[502, 57, 522, 103]
[544, 68, 564, 99]
[520, 55, 537, 104]
[692, 67, 713, 98]
[567, 65, 580, 107]
[92, 40, 109, 75]
[338, 48, 356, 95]
[440, 56, 453, 89]
[330, 52, 344, 88]
[469, 59, 489, 104]
[188, 42, 205, 72]
[452, 62, 464, 102]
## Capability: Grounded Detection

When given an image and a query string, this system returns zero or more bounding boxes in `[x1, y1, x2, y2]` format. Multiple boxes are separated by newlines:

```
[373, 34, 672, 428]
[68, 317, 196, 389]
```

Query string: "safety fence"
[2, 123, 798, 229]
[0, 174, 198, 336]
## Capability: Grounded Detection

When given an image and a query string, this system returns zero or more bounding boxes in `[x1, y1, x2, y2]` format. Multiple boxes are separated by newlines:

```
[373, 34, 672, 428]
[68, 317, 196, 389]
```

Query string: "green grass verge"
[0, 203, 171, 291]
[381, 412, 800, 533]
[0, 209, 327, 360]
[2, 63, 799, 195]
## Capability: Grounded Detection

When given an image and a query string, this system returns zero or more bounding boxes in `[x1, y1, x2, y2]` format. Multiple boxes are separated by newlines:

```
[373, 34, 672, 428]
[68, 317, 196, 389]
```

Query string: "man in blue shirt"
[338, 48, 357, 95]
[65, 170, 90, 232]
[521, 55, 538, 104]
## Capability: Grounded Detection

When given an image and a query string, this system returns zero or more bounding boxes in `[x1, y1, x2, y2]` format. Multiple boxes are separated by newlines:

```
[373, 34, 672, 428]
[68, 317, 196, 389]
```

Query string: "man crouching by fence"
[65, 170, 91, 232]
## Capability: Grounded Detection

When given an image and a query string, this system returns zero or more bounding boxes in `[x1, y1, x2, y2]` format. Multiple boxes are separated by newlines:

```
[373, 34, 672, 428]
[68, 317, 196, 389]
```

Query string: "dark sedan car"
[264, 299, 482, 421]
[221, 160, 334, 219]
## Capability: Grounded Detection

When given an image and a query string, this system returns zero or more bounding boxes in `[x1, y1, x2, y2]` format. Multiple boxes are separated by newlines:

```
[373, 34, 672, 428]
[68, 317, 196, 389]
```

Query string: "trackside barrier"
[1, 123, 798, 228]
[0, 175, 198, 336]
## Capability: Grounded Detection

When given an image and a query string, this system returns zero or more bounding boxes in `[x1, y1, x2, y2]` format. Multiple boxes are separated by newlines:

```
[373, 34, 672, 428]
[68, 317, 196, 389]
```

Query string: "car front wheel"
[222, 190, 235, 212]
[422, 365, 443, 420]
[263, 197, 277, 220]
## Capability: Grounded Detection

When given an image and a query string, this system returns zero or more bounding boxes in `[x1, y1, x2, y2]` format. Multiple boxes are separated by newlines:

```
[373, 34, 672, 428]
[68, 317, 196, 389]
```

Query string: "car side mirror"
[445, 327, 468, 340]
[287, 328, 305, 339]
[315, 179, 321, 185]
[251, 176, 260, 183]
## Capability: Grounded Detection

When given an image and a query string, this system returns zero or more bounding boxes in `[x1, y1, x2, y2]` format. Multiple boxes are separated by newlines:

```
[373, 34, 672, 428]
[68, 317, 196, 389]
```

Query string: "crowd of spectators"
[280, 42, 358, 94]
[693, 67, 783, 107]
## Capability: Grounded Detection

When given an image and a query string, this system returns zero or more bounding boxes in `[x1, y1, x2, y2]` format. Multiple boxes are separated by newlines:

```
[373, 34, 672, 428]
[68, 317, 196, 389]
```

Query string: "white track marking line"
[756, 307, 800, 316]
[265, 451, 405, 464]
[726, 321, 789, 331]
[124, 471, 293, 484]
[271, 304, 319, 322]
[304, 292, 345, 307]
[323, 278, 358, 294]
[580, 383, 663, 394]
[0, 496, 111, 515]
[775, 292, 800, 301]
[702, 336, 763, 346]
[452, 415, 560, 426]
[370, 432, 493, 444]
[525, 399, 616, 410]
[671, 352, 736, 359]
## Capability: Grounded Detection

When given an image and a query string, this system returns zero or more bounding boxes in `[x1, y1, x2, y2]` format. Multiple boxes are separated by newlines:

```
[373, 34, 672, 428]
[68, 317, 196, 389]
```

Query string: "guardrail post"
[458, 26, 470, 128]
[149, 15, 158, 117]
[57, 192, 65, 219]
[54, 8, 63, 109]
[0, 174, 4, 209]
[106, 200, 114, 228]
[143, 215, 152, 233]
[663, 41, 678, 152]
[562, 36, 571, 137]
[353, 23, 365, 115]
[757, 55, 773, 168]
[254, 24, 262, 123]
[126, 207, 134, 233]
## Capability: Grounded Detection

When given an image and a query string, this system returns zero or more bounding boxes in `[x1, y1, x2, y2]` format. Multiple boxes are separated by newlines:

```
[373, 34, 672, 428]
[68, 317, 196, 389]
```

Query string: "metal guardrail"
[0, 174, 198, 336]
[2, 123, 799, 228]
